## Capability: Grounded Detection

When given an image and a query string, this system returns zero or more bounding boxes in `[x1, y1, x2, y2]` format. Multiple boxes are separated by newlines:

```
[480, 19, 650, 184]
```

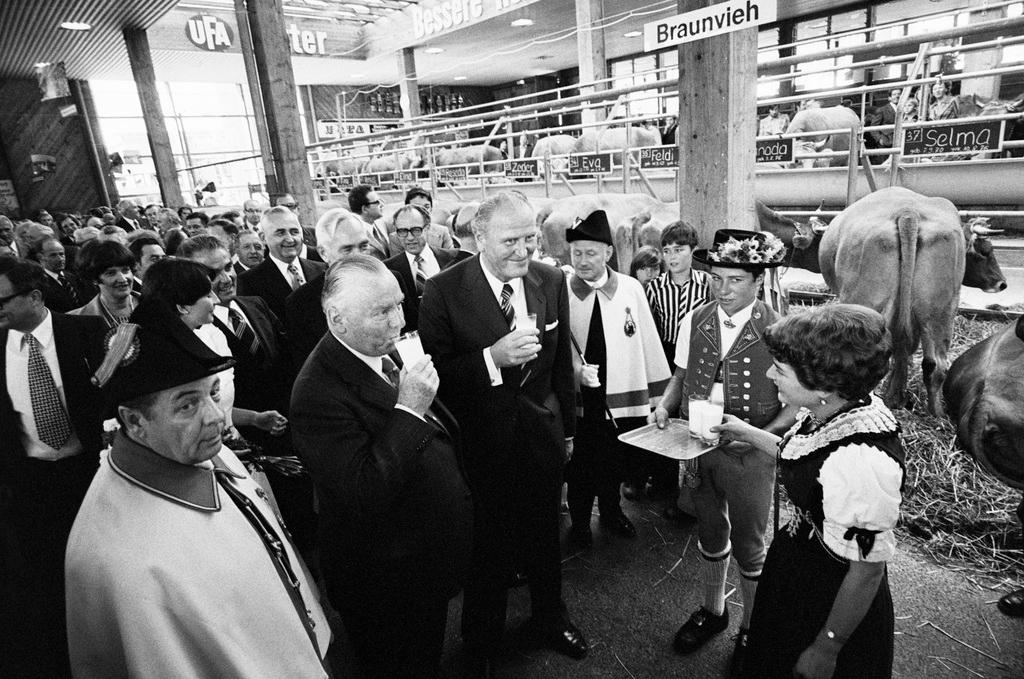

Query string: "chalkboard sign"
[569, 153, 613, 175]
[505, 159, 540, 178]
[902, 119, 1004, 157]
[336, 175, 354, 189]
[435, 166, 468, 183]
[755, 137, 794, 163]
[358, 174, 380, 187]
[395, 171, 416, 184]
[639, 145, 679, 169]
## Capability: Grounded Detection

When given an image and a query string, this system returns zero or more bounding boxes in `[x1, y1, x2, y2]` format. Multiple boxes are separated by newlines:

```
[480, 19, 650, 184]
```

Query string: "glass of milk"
[394, 331, 425, 366]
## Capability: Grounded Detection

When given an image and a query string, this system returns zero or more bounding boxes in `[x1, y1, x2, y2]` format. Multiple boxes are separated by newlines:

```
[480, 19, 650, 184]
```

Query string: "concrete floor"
[433, 498, 1024, 678]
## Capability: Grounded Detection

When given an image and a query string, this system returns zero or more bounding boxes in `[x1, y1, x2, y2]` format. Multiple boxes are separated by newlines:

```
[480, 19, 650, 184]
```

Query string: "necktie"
[500, 283, 515, 328]
[287, 264, 303, 291]
[58, 272, 78, 306]
[381, 355, 400, 388]
[228, 307, 261, 357]
[24, 334, 72, 451]
[414, 256, 427, 294]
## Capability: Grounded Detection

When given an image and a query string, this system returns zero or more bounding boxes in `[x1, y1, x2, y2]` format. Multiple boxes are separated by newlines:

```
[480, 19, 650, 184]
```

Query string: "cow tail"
[894, 209, 919, 351]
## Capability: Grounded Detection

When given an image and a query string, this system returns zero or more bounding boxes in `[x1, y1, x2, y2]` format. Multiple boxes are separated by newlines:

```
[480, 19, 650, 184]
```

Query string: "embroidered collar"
[108, 431, 243, 512]
[780, 395, 899, 461]
[570, 267, 618, 301]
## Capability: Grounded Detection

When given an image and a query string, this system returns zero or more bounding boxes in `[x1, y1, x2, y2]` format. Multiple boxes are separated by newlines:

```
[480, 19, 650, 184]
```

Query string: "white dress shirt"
[331, 333, 422, 421]
[5, 310, 83, 460]
[268, 254, 304, 287]
[405, 247, 440, 279]
[479, 258, 528, 386]
[673, 300, 757, 406]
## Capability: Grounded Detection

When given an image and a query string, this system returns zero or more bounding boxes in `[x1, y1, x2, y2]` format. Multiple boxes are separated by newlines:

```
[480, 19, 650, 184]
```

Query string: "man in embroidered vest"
[651, 228, 797, 677]
[65, 317, 333, 678]
[565, 210, 671, 547]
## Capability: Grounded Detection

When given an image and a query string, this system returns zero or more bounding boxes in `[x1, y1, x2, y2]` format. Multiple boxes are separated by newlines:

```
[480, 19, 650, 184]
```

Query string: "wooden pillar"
[73, 80, 118, 207]
[234, 0, 278, 196]
[575, 0, 607, 126]
[397, 48, 421, 119]
[123, 28, 183, 207]
[246, 0, 315, 227]
[676, 0, 758, 245]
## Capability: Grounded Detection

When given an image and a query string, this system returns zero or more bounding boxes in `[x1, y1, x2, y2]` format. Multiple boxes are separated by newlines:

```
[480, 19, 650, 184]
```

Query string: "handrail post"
[622, 99, 632, 194]
[544, 147, 552, 198]
[846, 126, 860, 206]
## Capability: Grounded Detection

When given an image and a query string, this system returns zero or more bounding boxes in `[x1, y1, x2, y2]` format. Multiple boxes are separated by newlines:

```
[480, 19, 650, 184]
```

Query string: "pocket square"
[545, 320, 559, 330]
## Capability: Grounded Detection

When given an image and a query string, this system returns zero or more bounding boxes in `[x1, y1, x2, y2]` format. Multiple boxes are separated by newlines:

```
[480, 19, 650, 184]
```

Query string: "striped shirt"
[645, 270, 713, 345]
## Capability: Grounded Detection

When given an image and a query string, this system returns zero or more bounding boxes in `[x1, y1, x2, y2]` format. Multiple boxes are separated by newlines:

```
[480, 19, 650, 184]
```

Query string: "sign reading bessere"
[643, 0, 777, 52]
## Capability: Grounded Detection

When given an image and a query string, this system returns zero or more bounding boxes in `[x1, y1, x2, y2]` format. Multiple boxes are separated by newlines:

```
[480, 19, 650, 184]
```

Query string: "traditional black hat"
[691, 228, 787, 270]
[91, 302, 233, 411]
[565, 209, 613, 246]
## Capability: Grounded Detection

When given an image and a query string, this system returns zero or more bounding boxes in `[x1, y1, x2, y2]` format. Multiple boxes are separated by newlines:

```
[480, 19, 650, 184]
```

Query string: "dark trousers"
[1, 454, 96, 679]
[566, 416, 640, 528]
[329, 559, 449, 679]
[461, 454, 563, 654]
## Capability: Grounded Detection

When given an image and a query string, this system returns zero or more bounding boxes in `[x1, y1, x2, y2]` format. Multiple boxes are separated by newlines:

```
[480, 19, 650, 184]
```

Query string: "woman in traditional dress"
[70, 240, 139, 328]
[714, 303, 903, 679]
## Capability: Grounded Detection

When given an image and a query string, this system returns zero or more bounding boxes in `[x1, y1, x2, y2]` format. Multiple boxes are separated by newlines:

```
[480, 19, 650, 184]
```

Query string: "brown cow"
[819, 187, 1006, 416]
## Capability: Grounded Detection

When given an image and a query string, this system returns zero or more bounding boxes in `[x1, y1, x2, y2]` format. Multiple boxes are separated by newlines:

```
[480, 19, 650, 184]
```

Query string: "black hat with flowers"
[692, 229, 787, 270]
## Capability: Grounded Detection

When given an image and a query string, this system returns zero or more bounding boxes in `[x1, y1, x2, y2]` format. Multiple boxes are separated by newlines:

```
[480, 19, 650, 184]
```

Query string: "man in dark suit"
[418, 191, 588, 673]
[291, 255, 472, 679]
[0, 257, 106, 679]
[867, 88, 901, 163]
[349, 184, 391, 260]
[234, 228, 265, 276]
[237, 206, 325, 320]
[115, 199, 143, 232]
[384, 204, 470, 332]
[178, 234, 317, 561]
[30, 236, 90, 313]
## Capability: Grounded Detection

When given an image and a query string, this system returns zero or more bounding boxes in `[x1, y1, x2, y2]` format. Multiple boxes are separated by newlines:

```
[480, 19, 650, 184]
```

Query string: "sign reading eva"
[569, 153, 613, 175]
[644, 0, 777, 52]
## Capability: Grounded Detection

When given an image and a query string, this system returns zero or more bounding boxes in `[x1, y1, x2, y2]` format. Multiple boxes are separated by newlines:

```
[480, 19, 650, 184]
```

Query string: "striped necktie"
[24, 334, 72, 451]
[381, 355, 400, 388]
[58, 272, 78, 305]
[286, 263, 303, 291]
[500, 283, 515, 328]
[414, 255, 427, 294]
[228, 307, 261, 357]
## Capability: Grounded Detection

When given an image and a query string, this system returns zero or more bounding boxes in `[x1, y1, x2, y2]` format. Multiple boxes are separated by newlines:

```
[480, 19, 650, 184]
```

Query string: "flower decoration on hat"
[708, 232, 786, 266]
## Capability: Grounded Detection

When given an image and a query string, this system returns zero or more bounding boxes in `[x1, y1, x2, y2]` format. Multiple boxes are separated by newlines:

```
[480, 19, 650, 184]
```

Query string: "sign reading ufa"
[643, 0, 777, 52]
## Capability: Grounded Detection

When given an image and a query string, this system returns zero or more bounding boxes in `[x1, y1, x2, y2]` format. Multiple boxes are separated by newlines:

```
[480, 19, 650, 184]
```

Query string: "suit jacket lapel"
[461, 257, 513, 342]
[323, 335, 396, 412]
[52, 314, 87, 411]
[523, 265, 547, 341]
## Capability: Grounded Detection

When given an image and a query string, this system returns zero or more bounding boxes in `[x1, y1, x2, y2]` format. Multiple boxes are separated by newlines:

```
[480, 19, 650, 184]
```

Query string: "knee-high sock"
[739, 573, 759, 628]
[701, 549, 731, 617]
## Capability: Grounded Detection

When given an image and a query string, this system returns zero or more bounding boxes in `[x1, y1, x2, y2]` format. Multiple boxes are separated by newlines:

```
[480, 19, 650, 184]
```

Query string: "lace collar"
[780, 395, 898, 461]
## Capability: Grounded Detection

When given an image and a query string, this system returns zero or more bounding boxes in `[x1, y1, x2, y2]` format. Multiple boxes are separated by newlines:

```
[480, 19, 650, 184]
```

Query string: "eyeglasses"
[365, 200, 381, 207]
[0, 289, 28, 308]
[280, 203, 298, 210]
[395, 227, 424, 238]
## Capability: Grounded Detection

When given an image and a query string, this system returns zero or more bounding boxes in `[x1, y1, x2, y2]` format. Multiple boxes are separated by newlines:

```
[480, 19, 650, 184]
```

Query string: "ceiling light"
[59, 21, 92, 31]
[424, 47, 444, 54]
[453, 76, 467, 81]
[34, 62, 51, 69]
[516, 79, 526, 85]
[510, 19, 534, 27]
[623, 30, 642, 38]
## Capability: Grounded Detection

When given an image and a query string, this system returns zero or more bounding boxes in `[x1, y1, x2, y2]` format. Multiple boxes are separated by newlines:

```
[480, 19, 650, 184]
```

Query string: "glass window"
[167, 82, 248, 116]
[793, 8, 867, 93]
[1001, 4, 1024, 64]
[178, 116, 257, 154]
[90, 80, 144, 118]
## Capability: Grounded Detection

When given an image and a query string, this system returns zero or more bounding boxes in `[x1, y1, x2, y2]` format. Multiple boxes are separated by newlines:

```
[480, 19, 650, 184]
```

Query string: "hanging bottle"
[369, 93, 377, 113]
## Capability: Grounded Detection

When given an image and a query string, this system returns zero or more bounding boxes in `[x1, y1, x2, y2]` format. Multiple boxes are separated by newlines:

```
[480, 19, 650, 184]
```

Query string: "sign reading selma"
[643, 0, 777, 52]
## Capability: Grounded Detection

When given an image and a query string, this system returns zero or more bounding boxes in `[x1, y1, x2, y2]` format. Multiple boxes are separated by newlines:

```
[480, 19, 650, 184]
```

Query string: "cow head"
[963, 218, 1007, 292]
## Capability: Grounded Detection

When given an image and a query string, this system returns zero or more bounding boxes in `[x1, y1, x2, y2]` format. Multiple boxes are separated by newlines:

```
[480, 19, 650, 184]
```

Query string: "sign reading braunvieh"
[643, 0, 777, 52]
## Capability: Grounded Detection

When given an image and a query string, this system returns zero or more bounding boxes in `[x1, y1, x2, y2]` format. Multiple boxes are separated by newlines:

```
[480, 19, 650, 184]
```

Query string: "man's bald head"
[243, 198, 268, 227]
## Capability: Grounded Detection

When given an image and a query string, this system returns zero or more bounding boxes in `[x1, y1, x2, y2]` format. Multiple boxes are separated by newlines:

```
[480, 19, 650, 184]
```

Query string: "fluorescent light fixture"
[516, 79, 526, 85]
[59, 21, 92, 30]
[424, 47, 444, 54]
[35, 62, 51, 69]
[453, 76, 467, 81]
[623, 30, 642, 38]
[510, 19, 534, 27]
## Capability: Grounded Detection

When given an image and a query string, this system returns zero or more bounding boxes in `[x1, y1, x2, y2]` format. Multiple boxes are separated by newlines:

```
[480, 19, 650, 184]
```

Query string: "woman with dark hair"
[714, 304, 903, 679]
[629, 245, 662, 287]
[70, 240, 139, 328]
[137, 258, 287, 441]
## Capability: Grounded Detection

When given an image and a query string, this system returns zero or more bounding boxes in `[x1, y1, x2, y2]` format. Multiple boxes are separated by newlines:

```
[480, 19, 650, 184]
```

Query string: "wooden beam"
[397, 48, 421, 119]
[247, 0, 315, 229]
[676, 1, 758, 245]
[575, 0, 607, 127]
[234, 0, 278, 196]
[123, 27, 183, 208]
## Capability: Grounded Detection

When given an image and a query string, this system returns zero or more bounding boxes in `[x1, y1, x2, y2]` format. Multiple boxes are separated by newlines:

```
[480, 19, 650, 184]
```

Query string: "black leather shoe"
[729, 627, 750, 678]
[998, 588, 1024, 617]
[663, 505, 698, 527]
[568, 525, 593, 548]
[520, 617, 589, 659]
[673, 606, 729, 654]
[599, 512, 637, 538]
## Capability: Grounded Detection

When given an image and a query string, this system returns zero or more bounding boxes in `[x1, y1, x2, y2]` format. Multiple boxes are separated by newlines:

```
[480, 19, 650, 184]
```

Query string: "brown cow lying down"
[944, 316, 1024, 490]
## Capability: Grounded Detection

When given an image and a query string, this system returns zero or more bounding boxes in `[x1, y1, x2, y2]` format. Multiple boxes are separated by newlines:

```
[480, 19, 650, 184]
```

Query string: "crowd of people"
[3, 183, 1009, 679]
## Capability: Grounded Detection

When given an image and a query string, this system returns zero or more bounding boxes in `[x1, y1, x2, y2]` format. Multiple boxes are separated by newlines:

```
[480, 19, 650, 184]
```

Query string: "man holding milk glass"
[650, 228, 796, 677]
[565, 210, 671, 548]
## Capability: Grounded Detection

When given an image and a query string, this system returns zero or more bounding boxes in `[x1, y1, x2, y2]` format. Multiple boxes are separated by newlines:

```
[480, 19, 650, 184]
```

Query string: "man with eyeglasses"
[0, 256, 107, 677]
[387, 187, 456, 253]
[349, 184, 390, 260]
[384, 205, 470, 333]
